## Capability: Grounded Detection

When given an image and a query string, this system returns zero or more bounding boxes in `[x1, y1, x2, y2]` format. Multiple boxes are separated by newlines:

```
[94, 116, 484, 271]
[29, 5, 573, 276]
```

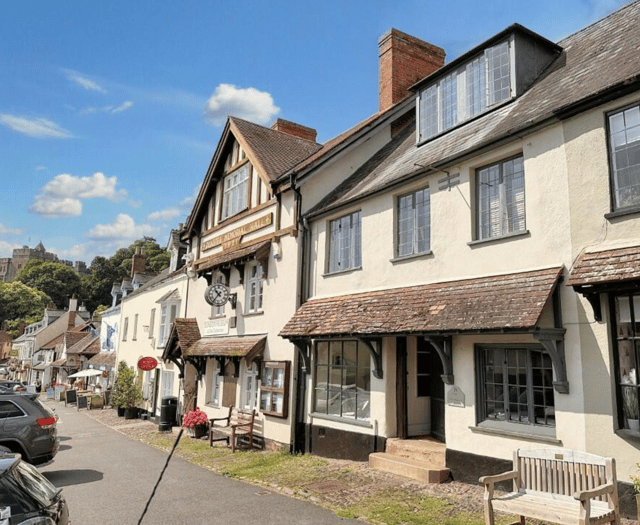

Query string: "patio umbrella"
[67, 369, 103, 378]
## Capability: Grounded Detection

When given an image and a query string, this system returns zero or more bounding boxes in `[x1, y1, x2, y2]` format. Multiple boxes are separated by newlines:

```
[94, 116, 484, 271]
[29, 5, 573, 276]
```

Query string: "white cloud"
[79, 100, 134, 116]
[35, 165, 47, 171]
[30, 197, 82, 218]
[0, 240, 21, 259]
[180, 184, 202, 209]
[64, 69, 107, 94]
[85, 214, 159, 242]
[129, 199, 143, 208]
[0, 224, 25, 235]
[0, 114, 73, 139]
[30, 172, 128, 218]
[204, 84, 280, 126]
[146, 207, 181, 222]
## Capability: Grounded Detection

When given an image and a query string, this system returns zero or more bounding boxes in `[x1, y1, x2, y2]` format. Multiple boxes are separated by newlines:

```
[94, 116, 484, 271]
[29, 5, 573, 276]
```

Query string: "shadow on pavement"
[43, 469, 103, 487]
[58, 444, 72, 451]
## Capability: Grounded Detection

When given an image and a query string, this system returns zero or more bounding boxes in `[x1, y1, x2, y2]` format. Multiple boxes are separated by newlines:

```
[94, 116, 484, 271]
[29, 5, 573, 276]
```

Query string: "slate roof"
[186, 335, 266, 363]
[305, 1, 640, 217]
[280, 267, 562, 338]
[230, 117, 322, 182]
[567, 244, 640, 287]
[122, 266, 186, 301]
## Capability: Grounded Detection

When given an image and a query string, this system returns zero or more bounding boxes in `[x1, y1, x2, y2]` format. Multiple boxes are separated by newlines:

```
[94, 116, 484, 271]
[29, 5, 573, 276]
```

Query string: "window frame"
[396, 186, 431, 258]
[606, 101, 640, 214]
[326, 210, 362, 274]
[475, 154, 526, 241]
[220, 162, 250, 221]
[158, 301, 180, 348]
[312, 339, 371, 422]
[475, 344, 555, 429]
[122, 317, 129, 342]
[245, 261, 264, 314]
[241, 362, 259, 411]
[132, 313, 138, 341]
[610, 291, 640, 434]
[259, 361, 290, 418]
[208, 360, 222, 406]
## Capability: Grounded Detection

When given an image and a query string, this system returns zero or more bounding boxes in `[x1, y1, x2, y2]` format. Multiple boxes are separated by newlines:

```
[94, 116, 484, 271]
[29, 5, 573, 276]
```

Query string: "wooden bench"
[208, 406, 255, 452]
[480, 448, 620, 525]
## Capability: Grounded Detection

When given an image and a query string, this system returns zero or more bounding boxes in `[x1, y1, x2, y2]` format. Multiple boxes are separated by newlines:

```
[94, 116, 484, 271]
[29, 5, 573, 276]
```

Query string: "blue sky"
[0, 0, 628, 265]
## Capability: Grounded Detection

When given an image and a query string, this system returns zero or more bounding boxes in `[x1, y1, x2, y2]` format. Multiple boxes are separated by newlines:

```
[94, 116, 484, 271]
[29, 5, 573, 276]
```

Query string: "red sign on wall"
[137, 357, 158, 371]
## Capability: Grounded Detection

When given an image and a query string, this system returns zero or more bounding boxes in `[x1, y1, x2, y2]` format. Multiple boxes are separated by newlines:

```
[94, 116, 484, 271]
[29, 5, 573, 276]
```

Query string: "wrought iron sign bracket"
[358, 338, 383, 379]
[165, 355, 184, 379]
[424, 336, 454, 385]
[185, 356, 207, 382]
[533, 328, 569, 394]
[291, 339, 311, 375]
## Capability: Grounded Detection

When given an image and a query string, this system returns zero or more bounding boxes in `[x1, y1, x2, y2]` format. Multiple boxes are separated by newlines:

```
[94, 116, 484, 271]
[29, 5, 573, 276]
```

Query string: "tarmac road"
[39, 401, 359, 524]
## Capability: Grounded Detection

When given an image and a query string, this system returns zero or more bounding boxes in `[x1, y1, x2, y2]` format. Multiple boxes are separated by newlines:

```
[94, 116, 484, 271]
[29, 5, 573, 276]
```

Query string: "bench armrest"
[479, 470, 518, 485]
[573, 482, 614, 501]
[209, 417, 230, 424]
[230, 421, 252, 429]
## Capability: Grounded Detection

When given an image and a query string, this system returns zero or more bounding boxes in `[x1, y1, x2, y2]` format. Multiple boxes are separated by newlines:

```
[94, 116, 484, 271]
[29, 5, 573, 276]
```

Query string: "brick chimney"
[131, 247, 146, 278]
[271, 119, 317, 142]
[67, 311, 76, 329]
[378, 29, 445, 112]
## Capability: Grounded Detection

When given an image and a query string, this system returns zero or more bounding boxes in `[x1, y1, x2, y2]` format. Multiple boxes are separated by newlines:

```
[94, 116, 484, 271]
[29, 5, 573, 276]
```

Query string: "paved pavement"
[40, 400, 359, 524]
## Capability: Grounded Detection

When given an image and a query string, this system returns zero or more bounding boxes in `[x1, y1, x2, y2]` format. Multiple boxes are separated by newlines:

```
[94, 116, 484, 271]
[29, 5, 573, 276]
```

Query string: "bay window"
[613, 293, 640, 432]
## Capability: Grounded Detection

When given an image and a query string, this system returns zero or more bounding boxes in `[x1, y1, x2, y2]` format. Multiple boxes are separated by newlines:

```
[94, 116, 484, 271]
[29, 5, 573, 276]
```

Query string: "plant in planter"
[112, 363, 142, 419]
[111, 361, 129, 416]
[182, 407, 209, 438]
[623, 387, 639, 432]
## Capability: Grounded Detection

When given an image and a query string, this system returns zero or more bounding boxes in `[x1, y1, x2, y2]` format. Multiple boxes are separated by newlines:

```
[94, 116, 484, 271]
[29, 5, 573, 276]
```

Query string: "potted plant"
[113, 363, 142, 419]
[112, 361, 129, 417]
[623, 387, 639, 432]
[182, 407, 209, 438]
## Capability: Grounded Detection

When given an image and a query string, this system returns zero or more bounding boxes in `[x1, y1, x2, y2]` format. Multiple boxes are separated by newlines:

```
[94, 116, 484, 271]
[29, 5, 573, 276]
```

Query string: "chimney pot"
[378, 29, 445, 112]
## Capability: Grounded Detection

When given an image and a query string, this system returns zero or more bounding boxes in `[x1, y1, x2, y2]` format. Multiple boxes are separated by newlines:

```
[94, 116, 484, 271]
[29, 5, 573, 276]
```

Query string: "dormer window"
[418, 40, 512, 142]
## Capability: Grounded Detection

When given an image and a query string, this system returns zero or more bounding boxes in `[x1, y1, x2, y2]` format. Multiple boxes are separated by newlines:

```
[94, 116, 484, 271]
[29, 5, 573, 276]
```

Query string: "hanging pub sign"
[138, 357, 158, 371]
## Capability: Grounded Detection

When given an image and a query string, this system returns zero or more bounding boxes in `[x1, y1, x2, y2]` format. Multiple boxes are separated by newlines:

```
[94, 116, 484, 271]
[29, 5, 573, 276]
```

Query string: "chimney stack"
[68, 295, 78, 312]
[378, 29, 445, 112]
[131, 247, 146, 278]
[271, 119, 317, 142]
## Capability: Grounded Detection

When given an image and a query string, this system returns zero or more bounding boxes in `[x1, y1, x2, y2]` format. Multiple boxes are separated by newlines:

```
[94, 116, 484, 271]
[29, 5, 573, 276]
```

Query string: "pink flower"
[182, 408, 209, 428]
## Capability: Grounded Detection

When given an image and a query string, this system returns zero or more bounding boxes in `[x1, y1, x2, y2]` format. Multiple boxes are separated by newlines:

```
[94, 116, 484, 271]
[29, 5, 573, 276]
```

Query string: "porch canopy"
[281, 267, 567, 391]
[186, 335, 266, 362]
[567, 244, 640, 322]
[195, 239, 271, 273]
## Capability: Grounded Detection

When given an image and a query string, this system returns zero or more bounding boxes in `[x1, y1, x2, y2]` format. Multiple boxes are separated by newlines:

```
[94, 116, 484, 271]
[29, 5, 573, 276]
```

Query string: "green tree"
[82, 256, 123, 313]
[112, 237, 171, 276]
[14, 260, 82, 309]
[0, 281, 52, 338]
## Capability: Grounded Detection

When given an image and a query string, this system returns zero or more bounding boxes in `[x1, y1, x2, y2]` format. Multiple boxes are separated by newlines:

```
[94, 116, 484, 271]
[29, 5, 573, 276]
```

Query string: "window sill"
[467, 230, 530, 247]
[205, 402, 221, 409]
[470, 422, 561, 445]
[614, 428, 640, 440]
[390, 251, 433, 264]
[605, 206, 640, 220]
[322, 266, 362, 278]
[311, 412, 372, 428]
[243, 310, 264, 317]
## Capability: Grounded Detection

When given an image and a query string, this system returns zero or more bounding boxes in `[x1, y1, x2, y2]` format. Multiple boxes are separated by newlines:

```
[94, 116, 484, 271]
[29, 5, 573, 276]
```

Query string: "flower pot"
[186, 425, 207, 438]
[117, 406, 125, 417]
[124, 407, 139, 420]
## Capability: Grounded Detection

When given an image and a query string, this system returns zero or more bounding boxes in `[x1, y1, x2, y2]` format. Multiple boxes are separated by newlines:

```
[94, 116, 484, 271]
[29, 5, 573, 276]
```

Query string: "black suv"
[0, 453, 69, 524]
[0, 395, 58, 465]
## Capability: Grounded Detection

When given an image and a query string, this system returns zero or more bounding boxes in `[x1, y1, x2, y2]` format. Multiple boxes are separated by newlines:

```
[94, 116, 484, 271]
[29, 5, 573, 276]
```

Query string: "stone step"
[369, 452, 451, 484]
[385, 437, 446, 464]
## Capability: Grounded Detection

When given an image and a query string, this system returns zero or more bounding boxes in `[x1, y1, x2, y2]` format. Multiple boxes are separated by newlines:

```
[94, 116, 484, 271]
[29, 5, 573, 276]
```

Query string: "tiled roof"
[230, 118, 322, 182]
[567, 244, 640, 287]
[64, 332, 90, 350]
[280, 267, 562, 338]
[186, 335, 266, 362]
[88, 352, 116, 368]
[156, 288, 181, 304]
[195, 239, 271, 272]
[305, 1, 640, 217]
[67, 334, 99, 355]
[40, 333, 64, 350]
[123, 267, 186, 301]
[173, 318, 201, 351]
[51, 358, 67, 367]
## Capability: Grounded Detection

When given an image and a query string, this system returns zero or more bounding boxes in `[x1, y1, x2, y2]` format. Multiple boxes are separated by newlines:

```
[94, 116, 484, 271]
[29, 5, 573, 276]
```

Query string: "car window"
[0, 401, 25, 419]
[30, 399, 54, 418]
[9, 461, 60, 507]
[0, 477, 35, 516]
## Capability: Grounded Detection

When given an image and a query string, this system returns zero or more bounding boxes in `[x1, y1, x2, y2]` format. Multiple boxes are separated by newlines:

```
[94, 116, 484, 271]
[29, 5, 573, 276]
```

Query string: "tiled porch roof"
[566, 245, 640, 288]
[88, 352, 116, 368]
[186, 335, 266, 363]
[280, 267, 562, 338]
[195, 240, 271, 273]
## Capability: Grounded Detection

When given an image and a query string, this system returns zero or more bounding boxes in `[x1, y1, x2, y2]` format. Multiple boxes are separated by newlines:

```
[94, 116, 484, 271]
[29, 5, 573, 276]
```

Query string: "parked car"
[0, 382, 28, 394]
[0, 395, 58, 465]
[0, 453, 68, 524]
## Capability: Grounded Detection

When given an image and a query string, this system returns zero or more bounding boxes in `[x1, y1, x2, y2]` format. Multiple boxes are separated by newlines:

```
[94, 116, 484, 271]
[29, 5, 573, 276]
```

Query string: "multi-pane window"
[613, 293, 640, 432]
[242, 363, 259, 411]
[260, 361, 290, 418]
[328, 211, 362, 273]
[608, 103, 640, 210]
[476, 155, 525, 240]
[148, 308, 155, 339]
[158, 302, 179, 347]
[477, 346, 555, 427]
[122, 317, 129, 341]
[132, 314, 138, 340]
[208, 361, 222, 406]
[314, 340, 371, 421]
[246, 262, 263, 313]
[418, 40, 512, 142]
[221, 163, 249, 220]
[397, 187, 430, 257]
